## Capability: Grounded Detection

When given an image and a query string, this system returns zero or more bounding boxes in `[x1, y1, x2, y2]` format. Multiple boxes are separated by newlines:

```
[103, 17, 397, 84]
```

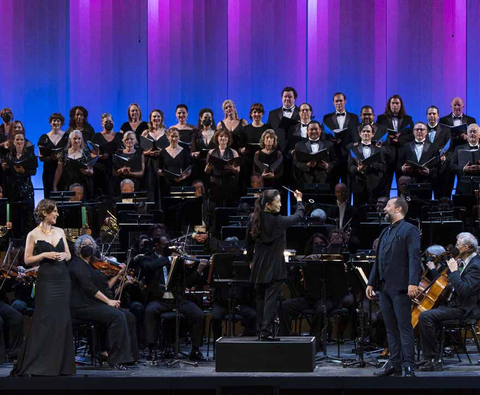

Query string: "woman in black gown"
[66, 106, 95, 142]
[217, 99, 248, 151]
[113, 131, 145, 194]
[158, 127, 192, 193]
[2, 131, 38, 238]
[120, 103, 149, 138]
[38, 113, 69, 198]
[69, 235, 139, 370]
[205, 129, 240, 207]
[191, 108, 216, 183]
[253, 129, 284, 189]
[246, 189, 304, 340]
[53, 130, 94, 200]
[91, 113, 123, 198]
[12, 199, 75, 376]
[170, 104, 196, 144]
[141, 110, 169, 207]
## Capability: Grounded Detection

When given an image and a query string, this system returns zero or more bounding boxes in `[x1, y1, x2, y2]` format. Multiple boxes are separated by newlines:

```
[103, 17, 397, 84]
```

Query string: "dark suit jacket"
[439, 113, 476, 127]
[286, 123, 307, 158]
[450, 143, 480, 194]
[368, 219, 422, 292]
[376, 114, 414, 146]
[428, 124, 451, 152]
[448, 254, 480, 319]
[293, 139, 338, 185]
[322, 112, 360, 163]
[397, 141, 439, 183]
[348, 144, 386, 196]
[267, 107, 300, 152]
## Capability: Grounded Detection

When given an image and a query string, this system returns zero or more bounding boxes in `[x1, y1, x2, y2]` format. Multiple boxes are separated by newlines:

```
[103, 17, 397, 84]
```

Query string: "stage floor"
[1, 342, 480, 394]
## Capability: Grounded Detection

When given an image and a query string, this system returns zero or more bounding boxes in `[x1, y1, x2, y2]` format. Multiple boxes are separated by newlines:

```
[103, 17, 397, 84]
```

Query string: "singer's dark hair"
[251, 189, 280, 240]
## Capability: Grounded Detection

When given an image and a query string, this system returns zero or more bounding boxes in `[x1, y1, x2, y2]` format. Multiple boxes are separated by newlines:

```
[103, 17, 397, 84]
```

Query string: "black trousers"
[144, 299, 205, 349]
[255, 280, 282, 337]
[418, 306, 465, 359]
[379, 283, 415, 368]
[211, 304, 256, 340]
[71, 305, 138, 366]
[0, 300, 23, 362]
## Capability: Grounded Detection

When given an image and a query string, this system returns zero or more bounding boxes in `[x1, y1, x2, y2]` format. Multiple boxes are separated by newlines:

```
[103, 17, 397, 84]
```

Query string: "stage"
[2, 343, 480, 395]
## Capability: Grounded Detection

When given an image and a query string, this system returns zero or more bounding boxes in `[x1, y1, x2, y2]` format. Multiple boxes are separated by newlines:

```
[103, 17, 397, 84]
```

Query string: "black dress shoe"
[259, 335, 280, 341]
[404, 366, 416, 377]
[189, 350, 207, 362]
[419, 360, 442, 372]
[373, 365, 402, 377]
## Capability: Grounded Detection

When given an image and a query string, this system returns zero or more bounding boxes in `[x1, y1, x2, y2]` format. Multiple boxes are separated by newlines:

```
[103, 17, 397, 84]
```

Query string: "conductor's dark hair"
[251, 189, 280, 240]
[392, 196, 409, 215]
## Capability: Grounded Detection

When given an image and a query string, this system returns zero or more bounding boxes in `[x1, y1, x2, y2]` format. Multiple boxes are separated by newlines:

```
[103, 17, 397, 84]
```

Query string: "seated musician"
[211, 284, 256, 342]
[418, 232, 480, 371]
[189, 226, 221, 255]
[140, 235, 208, 363]
[424, 245, 447, 282]
[69, 235, 139, 370]
[9, 246, 35, 316]
[0, 270, 24, 364]
[69, 183, 84, 202]
[118, 178, 135, 203]
[293, 121, 339, 189]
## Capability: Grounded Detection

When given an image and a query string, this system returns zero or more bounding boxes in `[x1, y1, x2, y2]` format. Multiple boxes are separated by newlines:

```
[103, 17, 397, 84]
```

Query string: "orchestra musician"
[417, 233, 480, 371]
[69, 235, 139, 370]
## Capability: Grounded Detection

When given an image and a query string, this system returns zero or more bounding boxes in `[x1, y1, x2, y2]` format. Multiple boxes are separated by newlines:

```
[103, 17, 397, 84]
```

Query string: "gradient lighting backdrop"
[0, 0, 475, 201]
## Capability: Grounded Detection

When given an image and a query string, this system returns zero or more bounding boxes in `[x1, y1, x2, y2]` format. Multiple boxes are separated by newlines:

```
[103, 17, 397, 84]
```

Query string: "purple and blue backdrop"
[0, 0, 475, 198]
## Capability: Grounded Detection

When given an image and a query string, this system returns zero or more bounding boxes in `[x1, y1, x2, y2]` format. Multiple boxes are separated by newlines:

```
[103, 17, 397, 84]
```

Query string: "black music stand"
[342, 258, 379, 368]
[407, 183, 432, 200]
[208, 253, 250, 337]
[163, 194, 202, 232]
[165, 256, 198, 368]
[298, 258, 348, 364]
[56, 203, 83, 229]
[50, 190, 76, 204]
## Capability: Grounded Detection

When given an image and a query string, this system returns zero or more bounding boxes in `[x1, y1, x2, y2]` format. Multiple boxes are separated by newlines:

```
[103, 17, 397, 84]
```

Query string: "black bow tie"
[361, 143, 371, 148]
[309, 140, 320, 144]
[301, 123, 309, 127]
[283, 108, 293, 113]
[415, 141, 425, 145]
[336, 112, 346, 117]
[392, 114, 399, 117]
[453, 115, 462, 120]
[470, 145, 479, 150]
[428, 126, 437, 131]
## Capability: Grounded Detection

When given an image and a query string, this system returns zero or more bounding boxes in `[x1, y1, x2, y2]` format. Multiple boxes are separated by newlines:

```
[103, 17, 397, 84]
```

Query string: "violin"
[90, 255, 133, 277]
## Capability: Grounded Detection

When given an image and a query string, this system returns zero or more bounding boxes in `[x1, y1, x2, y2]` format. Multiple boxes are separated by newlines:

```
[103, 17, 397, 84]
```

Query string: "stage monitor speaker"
[215, 336, 316, 372]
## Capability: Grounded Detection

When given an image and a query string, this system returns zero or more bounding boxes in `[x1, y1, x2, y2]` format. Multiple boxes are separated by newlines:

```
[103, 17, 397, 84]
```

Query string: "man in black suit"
[450, 123, 480, 195]
[286, 102, 311, 155]
[348, 124, 387, 207]
[439, 97, 476, 127]
[322, 92, 360, 187]
[418, 232, 480, 371]
[397, 122, 439, 185]
[352, 105, 388, 144]
[377, 95, 415, 195]
[293, 121, 338, 188]
[426, 106, 453, 198]
[367, 197, 421, 377]
[267, 87, 300, 152]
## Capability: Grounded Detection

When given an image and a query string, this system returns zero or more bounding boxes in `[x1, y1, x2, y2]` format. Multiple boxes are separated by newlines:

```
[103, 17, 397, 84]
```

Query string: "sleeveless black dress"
[13, 238, 76, 376]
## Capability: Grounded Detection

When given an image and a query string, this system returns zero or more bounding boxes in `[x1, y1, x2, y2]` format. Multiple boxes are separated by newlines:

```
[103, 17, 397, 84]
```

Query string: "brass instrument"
[100, 210, 119, 239]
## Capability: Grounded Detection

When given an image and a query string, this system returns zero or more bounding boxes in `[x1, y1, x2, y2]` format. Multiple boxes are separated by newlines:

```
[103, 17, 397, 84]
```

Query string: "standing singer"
[366, 196, 421, 377]
[246, 189, 304, 341]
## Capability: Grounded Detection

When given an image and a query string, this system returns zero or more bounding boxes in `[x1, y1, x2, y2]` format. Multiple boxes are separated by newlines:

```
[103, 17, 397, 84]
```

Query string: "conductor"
[246, 189, 304, 341]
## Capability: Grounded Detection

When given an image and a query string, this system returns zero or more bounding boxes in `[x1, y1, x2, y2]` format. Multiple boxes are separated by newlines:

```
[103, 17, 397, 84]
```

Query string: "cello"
[411, 248, 459, 328]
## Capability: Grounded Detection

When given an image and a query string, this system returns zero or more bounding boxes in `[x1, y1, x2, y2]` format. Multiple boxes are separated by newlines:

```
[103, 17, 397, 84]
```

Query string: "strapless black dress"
[12, 239, 76, 376]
